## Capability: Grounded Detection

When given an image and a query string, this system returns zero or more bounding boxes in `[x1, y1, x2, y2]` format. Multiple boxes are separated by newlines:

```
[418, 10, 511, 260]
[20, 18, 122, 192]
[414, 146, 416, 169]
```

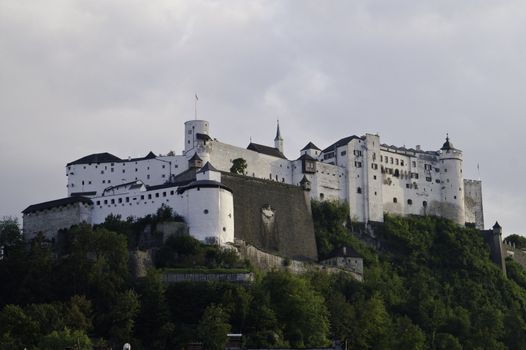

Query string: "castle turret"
[300, 142, 321, 159]
[184, 120, 210, 155]
[439, 135, 465, 225]
[274, 120, 284, 154]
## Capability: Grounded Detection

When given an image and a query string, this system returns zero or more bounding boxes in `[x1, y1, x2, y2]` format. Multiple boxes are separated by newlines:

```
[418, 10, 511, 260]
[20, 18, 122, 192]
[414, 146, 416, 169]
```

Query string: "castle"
[22, 119, 485, 251]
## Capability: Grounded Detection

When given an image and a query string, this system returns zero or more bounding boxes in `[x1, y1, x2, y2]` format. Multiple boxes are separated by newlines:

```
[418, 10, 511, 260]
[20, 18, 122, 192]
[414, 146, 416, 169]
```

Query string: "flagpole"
[194, 93, 198, 120]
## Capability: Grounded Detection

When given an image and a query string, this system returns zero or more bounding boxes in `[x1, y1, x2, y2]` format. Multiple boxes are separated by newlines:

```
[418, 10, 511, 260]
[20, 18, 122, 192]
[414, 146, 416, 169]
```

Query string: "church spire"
[274, 119, 283, 141]
[274, 119, 284, 154]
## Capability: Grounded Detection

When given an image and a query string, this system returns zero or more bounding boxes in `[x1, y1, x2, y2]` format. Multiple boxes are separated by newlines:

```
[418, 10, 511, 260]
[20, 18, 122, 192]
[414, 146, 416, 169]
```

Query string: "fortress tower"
[439, 135, 465, 225]
[184, 119, 211, 163]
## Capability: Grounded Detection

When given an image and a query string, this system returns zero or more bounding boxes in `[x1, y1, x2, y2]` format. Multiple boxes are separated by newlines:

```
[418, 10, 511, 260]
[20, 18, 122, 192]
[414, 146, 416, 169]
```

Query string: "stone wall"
[23, 202, 92, 240]
[235, 240, 363, 282]
[502, 242, 526, 270]
[221, 173, 318, 260]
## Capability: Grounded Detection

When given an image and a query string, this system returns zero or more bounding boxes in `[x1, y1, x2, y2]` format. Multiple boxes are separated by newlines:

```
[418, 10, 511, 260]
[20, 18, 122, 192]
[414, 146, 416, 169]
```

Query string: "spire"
[274, 119, 284, 154]
[274, 120, 283, 141]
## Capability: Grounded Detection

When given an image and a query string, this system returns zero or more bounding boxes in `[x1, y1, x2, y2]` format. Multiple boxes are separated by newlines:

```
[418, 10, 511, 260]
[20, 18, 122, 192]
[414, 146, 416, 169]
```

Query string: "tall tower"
[274, 120, 284, 154]
[184, 120, 210, 155]
[439, 135, 465, 225]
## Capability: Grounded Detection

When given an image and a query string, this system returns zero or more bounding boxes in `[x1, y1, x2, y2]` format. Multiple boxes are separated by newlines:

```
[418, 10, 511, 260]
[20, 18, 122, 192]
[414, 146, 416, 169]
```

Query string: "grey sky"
[1, 0, 525, 236]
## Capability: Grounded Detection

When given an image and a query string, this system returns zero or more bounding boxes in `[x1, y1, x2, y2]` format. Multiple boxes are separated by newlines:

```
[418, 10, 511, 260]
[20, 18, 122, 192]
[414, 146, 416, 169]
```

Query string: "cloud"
[1, 0, 525, 234]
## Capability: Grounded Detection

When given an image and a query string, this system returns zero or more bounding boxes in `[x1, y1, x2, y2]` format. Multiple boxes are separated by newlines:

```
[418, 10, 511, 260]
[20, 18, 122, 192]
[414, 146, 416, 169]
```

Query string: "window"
[104, 200, 108, 204]
[155, 193, 159, 198]
[82, 180, 84, 185]
[341, 151, 347, 156]
[162, 192, 166, 197]
[371, 163, 378, 170]
[373, 175, 377, 180]
[323, 152, 335, 160]
[354, 161, 362, 168]
[96, 200, 100, 205]
[435, 179, 441, 183]
[147, 174, 150, 179]
[126, 197, 129, 203]
[390, 157, 393, 164]
[395, 159, 399, 165]
[320, 193, 325, 200]
[423, 201, 428, 207]
[407, 199, 413, 205]
[412, 161, 416, 167]
[435, 168, 440, 173]
[170, 190, 174, 195]
[122, 169, 125, 173]
[353, 150, 362, 156]
[426, 177, 432, 182]
[203, 209, 209, 214]
[162, 174, 166, 178]
[148, 194, 152, 199]
[406, 183, 411, 189]
[140, 195, 144, 200]
[424, 164, 432, 171]
[380, 155, 383, 162]
[357, 187, 362, 194]
[118, 198, 122, 203]
[393, 197, 398, 203]
[111, 168, 114, 172]
[400, 160, 404, 166]
[100, 170, 104, 174]
[111, 199, 115, 204]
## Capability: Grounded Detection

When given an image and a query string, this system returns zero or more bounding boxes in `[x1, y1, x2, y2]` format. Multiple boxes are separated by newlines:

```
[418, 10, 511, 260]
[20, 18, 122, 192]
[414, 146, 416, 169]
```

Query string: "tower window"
[393, 197, 397, 203]
[357, 187, 362, 194]
[407, 199, 413, 205]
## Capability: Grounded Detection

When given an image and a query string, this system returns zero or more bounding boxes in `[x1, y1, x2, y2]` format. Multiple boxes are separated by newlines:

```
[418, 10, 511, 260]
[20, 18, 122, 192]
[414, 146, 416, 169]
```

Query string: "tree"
[504, 234, 526, 249]
[37, 328, 92, 350]
[198, 304, 231, 350]
[0, 216, 22, 248]
[230, 158, 247, 175]
[108, 289, 140, 347]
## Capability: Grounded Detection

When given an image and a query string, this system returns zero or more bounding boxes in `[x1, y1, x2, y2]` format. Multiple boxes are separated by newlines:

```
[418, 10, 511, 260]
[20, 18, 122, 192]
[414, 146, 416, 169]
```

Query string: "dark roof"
[144, 151, 157, 159]
[67, 152, 122, 166]
[301, 142, 321, 151]
[67, 151, 158, 166]
[493, 221, 502, 229]
[441, 135, 455, 151]
[149, 168, 197, 189]
[322, 135, 362, 153]
[70, 191, 97, 197]
[177, 180, 233, 195]
[196, 133, 212, 141]
[247, 143, 287, 159]
[297, 153, 317, 161]
[23, 197, 93, 214]
[300, 175, 310, 184]
[198, 162, 219, 173]
[189, 153, 202, 161]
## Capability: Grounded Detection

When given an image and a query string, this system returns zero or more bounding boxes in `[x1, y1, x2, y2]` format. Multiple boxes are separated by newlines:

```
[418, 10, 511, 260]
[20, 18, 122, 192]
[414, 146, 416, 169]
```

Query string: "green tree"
[230, 158, 247, 175]
[0, 304, 39, 349]
[0, 216, 22, 248]
[37, 328, 92, 350]
[261, 271, 330, 347]
[198, 304, 231, 350]
[504, 234, 526, 249]
[108, 289, 140, 347]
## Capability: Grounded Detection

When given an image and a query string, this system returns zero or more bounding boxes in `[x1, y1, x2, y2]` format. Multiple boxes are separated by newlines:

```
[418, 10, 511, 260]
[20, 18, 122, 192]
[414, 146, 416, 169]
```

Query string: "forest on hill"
[1, 202, 526, 349]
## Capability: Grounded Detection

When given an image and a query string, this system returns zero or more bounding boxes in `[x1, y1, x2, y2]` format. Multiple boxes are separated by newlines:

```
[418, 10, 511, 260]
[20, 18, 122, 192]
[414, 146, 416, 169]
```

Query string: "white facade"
[25, 118, 484, 244]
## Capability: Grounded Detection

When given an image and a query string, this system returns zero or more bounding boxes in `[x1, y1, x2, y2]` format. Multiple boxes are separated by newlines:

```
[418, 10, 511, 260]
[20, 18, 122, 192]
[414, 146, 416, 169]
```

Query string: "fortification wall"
[23, 203, 92, 240]
[464, 179, 484, 229]
[502, 242, 526, 270]
[220, 173, 318, 260]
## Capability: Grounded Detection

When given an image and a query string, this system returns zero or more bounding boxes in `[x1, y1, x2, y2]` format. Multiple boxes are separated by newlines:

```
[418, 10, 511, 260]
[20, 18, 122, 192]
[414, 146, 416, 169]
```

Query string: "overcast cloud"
[1, 0, 525, 236]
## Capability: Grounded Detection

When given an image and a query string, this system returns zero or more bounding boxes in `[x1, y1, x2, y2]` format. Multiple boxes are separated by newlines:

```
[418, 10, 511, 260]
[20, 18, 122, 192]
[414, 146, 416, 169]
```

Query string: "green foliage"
[504, 234, 526, 249]
[230, 157, 247, 175]
[0, 216, 22, 248]
[37, 328, 92, 350]
[197, 304, 231, 350]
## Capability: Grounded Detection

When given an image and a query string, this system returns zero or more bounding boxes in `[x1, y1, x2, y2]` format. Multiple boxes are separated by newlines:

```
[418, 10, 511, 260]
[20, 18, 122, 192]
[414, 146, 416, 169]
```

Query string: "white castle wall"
[67, 155, 188, 197]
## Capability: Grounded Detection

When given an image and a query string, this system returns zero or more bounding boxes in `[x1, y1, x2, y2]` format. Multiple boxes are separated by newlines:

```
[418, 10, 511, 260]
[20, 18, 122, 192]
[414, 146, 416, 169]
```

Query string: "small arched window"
[357, 187, 362, 194]
[393, 197, 398, 203]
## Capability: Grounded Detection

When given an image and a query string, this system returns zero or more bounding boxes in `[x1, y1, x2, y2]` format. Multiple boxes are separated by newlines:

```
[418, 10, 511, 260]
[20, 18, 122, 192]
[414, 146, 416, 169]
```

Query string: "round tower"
[184, 120, 210, 155]
[439, 135, 465, 225]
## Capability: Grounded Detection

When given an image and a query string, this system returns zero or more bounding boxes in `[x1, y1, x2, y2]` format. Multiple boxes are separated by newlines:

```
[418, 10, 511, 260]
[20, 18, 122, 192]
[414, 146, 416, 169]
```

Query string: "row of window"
[95, 190, 178, 205]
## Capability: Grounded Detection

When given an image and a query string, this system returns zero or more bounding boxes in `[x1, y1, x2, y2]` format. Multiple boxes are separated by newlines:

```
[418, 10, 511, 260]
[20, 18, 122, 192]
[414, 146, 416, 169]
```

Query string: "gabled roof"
[144, 151, 157, 159]
[67, 152, 122, 166]
[322, 135, 362, 153]
[301, 142, 321, 151]
[198, 162, 219, 173]
[189, 153, 202, 161]
[23, 197, 93, 214]
[297, 153, 317, 161]
[70, 191, 97, 197]
[247, 143, 287, 159]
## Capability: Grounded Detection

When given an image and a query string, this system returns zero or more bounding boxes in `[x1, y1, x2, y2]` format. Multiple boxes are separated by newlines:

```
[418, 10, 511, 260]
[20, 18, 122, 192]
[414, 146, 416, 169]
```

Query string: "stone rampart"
[221, 173, 318, 260]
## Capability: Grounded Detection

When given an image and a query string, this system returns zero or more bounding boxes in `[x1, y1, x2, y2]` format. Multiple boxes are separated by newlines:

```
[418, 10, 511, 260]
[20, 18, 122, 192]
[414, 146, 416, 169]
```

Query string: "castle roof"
[297, 153, 317, 161]
[493, 221, 502, 229]
[441, 135, 455, 151]
[22, 196, 93, 214]
[301, 142, 321, 151]
[176, 180, 233, 195]
[67, 151, 157, 166]
[322, 135, 363, 153]
[196, 133, 212, 141]
[247, 143, 287, 159]
[189, 153, 202, 161]
[198, 162, 219, 173]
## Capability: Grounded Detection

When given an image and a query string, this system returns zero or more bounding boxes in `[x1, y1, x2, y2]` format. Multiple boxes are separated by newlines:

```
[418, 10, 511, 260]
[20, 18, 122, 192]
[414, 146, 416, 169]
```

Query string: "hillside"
[1, 205, 526, 349]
